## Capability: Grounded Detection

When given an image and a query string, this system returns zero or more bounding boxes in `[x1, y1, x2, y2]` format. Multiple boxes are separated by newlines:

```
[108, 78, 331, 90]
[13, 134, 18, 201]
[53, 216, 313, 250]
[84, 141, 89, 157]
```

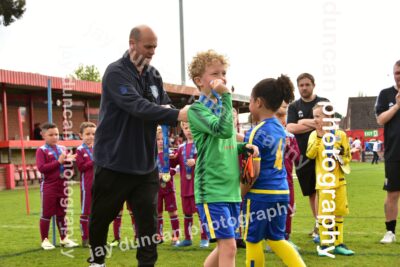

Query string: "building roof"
[342, 96, 380, 130]
[0, 69, 249, 105]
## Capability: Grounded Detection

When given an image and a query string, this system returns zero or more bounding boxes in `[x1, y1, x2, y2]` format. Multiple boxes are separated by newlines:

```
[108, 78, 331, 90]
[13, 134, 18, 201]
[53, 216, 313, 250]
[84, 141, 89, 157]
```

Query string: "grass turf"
[0, 162, 400, 266]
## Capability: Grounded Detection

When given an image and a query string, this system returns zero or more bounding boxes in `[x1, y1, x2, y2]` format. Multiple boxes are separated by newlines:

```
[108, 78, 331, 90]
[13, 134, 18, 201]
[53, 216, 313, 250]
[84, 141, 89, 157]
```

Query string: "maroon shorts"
[41, 184, 68, 218]
[158, 190, 177, 213]
[181, 196, 197, 215]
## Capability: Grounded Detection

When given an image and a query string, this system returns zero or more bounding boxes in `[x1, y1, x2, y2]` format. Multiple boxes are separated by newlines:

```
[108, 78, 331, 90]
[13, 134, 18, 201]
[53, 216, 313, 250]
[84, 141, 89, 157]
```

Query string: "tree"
[334, 112, 343, 119]
[73, 64, 101, 82]
[0, 0, 26, 26]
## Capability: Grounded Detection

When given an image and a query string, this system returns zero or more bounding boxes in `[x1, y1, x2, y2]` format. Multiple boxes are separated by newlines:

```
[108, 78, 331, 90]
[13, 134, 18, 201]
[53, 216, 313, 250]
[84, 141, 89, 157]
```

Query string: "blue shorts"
[196, 202, 240, 242]
[243, 199, 288, 243]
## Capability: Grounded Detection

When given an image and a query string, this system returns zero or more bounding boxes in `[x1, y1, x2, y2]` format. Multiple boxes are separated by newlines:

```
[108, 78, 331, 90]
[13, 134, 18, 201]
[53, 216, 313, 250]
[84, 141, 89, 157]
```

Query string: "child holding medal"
[156, 126, 180, 245]
[172, 121, 209, 248]
[36, 122, 78, 250]
[76, 122, 96, 247]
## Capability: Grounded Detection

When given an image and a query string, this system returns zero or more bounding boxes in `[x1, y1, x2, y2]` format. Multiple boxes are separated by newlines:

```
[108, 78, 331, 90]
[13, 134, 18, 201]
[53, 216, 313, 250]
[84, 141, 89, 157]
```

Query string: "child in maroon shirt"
[76, 122, 96, 247]
[36, 122, 78, 250]
[156, 127, 180, 245]
[173, 122, 209, 248]
[276, 102, 300, 243]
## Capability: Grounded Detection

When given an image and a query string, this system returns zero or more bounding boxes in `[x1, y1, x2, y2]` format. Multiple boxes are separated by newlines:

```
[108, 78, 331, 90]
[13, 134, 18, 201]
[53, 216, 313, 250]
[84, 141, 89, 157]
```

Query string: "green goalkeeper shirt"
[188, 92, 245, 204]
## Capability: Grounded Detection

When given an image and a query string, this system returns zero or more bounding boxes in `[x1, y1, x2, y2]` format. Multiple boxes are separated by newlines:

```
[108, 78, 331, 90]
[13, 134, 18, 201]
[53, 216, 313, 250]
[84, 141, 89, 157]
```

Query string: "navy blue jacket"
[94, 51, 179, 174]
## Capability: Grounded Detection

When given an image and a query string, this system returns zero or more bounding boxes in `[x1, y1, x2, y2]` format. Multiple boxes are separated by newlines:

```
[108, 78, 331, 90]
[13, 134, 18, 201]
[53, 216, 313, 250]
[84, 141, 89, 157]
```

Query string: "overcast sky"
[1, 0, 399, 115]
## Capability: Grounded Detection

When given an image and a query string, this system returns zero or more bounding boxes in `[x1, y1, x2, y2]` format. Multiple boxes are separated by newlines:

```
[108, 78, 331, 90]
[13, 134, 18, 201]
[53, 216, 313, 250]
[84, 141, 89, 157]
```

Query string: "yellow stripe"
[273, 138, 283, 170]
[248, 122, 265, 145]
[253, 157, 261, 161]
[204, 203, 216, 239]
[244, 199, 251, 240]
[249, 189, 290, 194]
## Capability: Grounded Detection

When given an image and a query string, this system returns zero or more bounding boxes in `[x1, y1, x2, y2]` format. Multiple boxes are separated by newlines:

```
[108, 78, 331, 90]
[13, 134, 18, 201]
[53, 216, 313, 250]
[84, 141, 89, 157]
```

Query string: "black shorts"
[383, 161, 400, 192]
[296, 159, 316, 196]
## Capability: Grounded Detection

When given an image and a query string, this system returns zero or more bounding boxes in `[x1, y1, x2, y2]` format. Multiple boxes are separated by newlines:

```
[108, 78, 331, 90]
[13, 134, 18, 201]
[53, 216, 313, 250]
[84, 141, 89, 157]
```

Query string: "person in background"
[376, 59, 400, 244]
[76, 122, 96, 247]
[286, 73, 329, 242]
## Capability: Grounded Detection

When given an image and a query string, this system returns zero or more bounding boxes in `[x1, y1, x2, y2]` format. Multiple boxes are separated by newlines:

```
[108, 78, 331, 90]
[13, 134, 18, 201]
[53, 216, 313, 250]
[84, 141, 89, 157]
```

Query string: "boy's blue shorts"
[242, 199, 288, 243]
[196, 202, 241, 242]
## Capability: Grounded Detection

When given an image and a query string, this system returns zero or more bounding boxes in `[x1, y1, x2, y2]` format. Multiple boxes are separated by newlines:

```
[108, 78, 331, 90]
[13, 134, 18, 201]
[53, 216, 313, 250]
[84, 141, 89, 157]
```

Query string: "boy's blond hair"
[156, 126, 163, 136]
[312, 103, 334, 118]
[79, 122, 96, 134]
[188, 50, 229, 88]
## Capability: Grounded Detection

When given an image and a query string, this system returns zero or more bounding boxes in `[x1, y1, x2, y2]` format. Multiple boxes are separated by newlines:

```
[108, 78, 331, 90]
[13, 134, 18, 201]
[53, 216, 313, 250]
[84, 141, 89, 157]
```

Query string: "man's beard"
[301, 90, 312, 99]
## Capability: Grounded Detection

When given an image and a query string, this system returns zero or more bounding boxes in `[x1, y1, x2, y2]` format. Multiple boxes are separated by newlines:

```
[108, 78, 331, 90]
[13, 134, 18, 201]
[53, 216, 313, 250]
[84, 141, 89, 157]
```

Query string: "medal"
[160, 181, 166, 188]
[186, 174, 192, 180]
[162, 173, 171, 182]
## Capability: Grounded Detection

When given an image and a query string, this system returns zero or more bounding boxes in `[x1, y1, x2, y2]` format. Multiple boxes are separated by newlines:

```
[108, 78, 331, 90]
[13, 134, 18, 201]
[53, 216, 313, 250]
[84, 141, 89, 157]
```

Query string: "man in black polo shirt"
[88, 25, 189, 267]
[376, 60, 400, 244]
[287, 73, 328, 240]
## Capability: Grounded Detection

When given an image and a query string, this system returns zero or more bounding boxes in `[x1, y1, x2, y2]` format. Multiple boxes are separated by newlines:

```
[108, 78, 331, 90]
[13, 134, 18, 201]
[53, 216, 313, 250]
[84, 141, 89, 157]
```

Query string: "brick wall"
[0, 107, 3, 140]
[0, 103, 88, 141]
[32, 105, 86, 137]
[0, 167, 5, 190]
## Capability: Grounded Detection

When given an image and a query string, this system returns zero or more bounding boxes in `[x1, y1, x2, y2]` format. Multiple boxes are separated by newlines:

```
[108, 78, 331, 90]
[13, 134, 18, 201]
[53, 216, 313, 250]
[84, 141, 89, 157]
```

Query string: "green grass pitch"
[0, 162, 400, 266]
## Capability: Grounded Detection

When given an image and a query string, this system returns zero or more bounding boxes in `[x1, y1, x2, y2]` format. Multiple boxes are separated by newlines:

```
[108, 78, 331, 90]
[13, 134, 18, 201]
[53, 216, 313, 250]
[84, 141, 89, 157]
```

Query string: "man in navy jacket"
[88, 25, 189, 267]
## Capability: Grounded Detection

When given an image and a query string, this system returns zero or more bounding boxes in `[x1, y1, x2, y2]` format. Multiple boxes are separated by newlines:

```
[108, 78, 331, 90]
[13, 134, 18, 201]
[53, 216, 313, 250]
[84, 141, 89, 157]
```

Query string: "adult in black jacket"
[286, 73, 328, 239]
[376, 60, 400, 244]
[88, 25, 189, 267]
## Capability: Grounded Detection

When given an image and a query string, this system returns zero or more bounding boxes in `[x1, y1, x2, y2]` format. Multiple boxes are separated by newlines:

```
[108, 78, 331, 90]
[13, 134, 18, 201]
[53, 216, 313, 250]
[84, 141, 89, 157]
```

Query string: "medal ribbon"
[161, 125, 170, 174]
[324, 129, 335, 168]
[82, 143, 93, 161]
[45, 144, 64, 176]
[198, 89, 222, 116]
[182, 142, 196, 177]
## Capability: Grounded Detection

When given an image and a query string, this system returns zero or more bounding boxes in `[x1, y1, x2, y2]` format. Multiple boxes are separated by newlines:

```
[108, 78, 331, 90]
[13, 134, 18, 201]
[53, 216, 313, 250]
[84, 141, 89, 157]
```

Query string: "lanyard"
[182, 142, 196, 175]
[157, 153, 164, 172]
[324, 130, 335, 168]
[45, 144, 64, 175]
[160, 125, 170, 174]
[198, 90, 222, 116]
[82, 143, 93, 161]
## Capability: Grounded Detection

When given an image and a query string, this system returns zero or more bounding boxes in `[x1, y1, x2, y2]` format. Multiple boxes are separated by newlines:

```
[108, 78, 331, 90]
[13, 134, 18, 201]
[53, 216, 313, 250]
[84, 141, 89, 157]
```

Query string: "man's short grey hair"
[129, 27, 141, 41]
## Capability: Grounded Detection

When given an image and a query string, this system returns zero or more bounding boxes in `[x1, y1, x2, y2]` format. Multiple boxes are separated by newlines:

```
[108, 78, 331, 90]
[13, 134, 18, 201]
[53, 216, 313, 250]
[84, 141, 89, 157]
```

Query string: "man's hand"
[178, 105, 190, 122]
[396, 92, 400, 108]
